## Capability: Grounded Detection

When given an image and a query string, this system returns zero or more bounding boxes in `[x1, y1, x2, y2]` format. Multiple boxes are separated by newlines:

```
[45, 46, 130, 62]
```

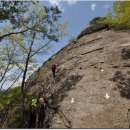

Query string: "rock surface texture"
[25, 29, 130, 128]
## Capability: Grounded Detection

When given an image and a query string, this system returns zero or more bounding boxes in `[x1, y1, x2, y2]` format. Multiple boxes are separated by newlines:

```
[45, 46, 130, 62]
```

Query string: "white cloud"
[48, 0, 60, 6]
[48, 0, 77, 12]
[90, 3, 96, 11]
[48, 0, 77, 6]
[59, 5, 65, 12]
[67, 0, 77, 5]
[48, 0, 64, 12]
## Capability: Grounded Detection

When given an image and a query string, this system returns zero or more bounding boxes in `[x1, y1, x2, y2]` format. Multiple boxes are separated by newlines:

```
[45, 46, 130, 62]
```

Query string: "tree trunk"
[20, 32, 35, 128]
[20, 56, 29, 128]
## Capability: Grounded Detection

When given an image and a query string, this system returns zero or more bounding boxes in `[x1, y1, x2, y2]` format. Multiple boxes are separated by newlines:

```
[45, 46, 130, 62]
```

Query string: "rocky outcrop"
[25, 29, 130, 128]
[77, 24, 109, 39]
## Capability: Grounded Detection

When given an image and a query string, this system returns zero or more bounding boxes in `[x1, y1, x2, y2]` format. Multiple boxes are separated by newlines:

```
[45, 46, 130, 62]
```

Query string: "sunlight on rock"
[120, 43, 130, 46]
[105, 93, 110, 99]
[71, 98, 74, 103]
[101, 69, 104, 72]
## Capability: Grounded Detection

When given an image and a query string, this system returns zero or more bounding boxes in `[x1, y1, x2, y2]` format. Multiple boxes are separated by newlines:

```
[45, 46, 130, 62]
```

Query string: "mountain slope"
[25, 29, 130, 128]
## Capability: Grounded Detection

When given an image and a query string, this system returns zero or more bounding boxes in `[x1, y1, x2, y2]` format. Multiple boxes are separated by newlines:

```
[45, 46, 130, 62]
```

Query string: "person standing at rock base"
[37, 96, 47, 128]
[29, 99, 37, 128]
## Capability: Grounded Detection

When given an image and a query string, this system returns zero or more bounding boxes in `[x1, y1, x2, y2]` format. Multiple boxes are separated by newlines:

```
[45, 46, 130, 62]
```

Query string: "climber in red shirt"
[51, 64, 59, 78]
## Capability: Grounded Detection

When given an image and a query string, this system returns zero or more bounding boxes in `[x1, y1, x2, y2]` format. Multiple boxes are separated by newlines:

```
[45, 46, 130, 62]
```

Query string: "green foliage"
[0, 2, 67, 127]
[9, 113, 21, 128]
[98, 1, 130, 30]
[25, 92, 37, 104]
[68, 37, 77, 43]
[89, 16, 102, 25]
[0, 86, 21, 109]
[0, 1, 32, 29]
[0, 86, 38, 128]
[0, 1, 67, 91]
[0, 87, 21, 127]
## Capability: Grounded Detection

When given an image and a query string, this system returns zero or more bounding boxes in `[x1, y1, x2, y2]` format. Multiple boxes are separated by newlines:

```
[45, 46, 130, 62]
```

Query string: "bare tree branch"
[30, 40, 52, 58]
[0, 74, 11, 91]
[0, 28, 31, 42]
[0, 62, 10, 83]
[0, 71, 22, 97]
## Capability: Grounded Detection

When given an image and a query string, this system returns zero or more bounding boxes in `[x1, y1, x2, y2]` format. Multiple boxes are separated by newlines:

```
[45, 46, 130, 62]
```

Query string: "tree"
[0, 1, 41, 91]
[0, 1, 35, 91]
[0, 39, 23, 91]
[0, 1, 66, 127]
[0, 1, 35, 42]
[0, 1, 30, 26]
[0, 26, 34, 91]
[4, 3, 66, 127]
[99, 1, 130, 29]
[0, 86, 21, 128]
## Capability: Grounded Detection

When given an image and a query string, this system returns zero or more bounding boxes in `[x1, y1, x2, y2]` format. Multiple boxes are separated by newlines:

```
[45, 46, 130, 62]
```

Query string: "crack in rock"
[57, 109, 72, 128]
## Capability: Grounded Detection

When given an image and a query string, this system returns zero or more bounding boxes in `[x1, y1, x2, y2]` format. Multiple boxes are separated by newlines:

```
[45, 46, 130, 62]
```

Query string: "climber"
[29, 99, 37, 128]
[51, 64, 59, 78]
[37, 96, 47, 128]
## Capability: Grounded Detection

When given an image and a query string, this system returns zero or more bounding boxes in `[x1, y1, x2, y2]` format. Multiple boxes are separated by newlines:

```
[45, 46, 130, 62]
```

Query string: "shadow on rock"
[51, 75, 83, 105]
[111, 71, 130, 99]
[45, 74, 83, 128]
[121, 48, 130, 60]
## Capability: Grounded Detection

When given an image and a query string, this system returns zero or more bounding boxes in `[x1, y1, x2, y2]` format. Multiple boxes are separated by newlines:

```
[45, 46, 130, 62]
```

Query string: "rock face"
[77, 24, 109, 39]
[25, 29, 130, 128]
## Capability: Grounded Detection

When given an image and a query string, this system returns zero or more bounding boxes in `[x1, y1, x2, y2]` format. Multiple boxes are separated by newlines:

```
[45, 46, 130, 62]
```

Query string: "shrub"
[68, 37, 77, 43]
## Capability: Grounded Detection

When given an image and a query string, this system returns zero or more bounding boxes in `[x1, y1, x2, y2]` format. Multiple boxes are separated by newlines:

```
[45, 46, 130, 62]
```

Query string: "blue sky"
[1, 1, 114, 90]
[39, 0, 113, 64]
